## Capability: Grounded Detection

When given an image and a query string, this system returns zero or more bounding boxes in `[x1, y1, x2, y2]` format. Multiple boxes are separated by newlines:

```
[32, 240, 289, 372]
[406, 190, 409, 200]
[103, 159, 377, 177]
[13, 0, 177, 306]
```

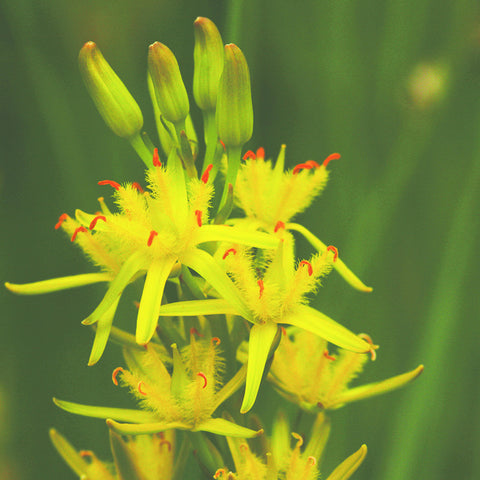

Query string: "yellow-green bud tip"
[148, 42, 189, 125]
[78, 42, 143, 139]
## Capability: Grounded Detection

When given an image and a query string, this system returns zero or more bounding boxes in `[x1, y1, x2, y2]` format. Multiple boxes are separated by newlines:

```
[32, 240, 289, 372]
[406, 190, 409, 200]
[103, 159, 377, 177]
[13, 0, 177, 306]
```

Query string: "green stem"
[129, 133, 154, 168]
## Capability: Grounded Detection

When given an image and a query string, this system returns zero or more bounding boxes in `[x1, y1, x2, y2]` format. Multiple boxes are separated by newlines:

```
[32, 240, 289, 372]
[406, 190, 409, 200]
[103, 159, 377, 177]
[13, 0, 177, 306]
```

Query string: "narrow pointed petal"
[195, 225, 279, 249]
[87, 297, 120, 366]
[241, 322, 279, 413]
[49, 428, 88, 477]
[109, 430, 147, 480]
[326, 445, 367, 480]
[182, 248, 255, 323]
[106, 418, 189, 435]
[288, 306, 372, 353]
[196, 417, 262, 438]
[5, 273, 111, 295]
[329, 365, 424, 409]
[158, 298, 239, 317]
[287, 223, 372, 292]
[83, 252, 145, 325]
[136, 257, 176, 345]
[53, 398, 157, 423]
[213, 363, 248, 411]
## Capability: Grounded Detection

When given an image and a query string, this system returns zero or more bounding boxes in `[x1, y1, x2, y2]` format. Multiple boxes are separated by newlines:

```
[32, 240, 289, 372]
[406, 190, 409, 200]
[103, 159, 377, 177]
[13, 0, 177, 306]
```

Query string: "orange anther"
[137, 381, 147, 395]
[134, 301, 140, 309]
[326, 245, 338, 262]
[274, 221, 285, 232]
[323, 153, 341, 167]
[214, 469, 227, 479]
[89, 215, 106, 230]
[190, 327, 204, 337]
[132, 182, 144, 193]
[239, 443, 249, 453]
[71, 226, 87, 242]
[195, 210, 202, 227]
[323, 350, 336, 361]
[222, 248, 237, 259]
[152, 148, 162, 167]
[147, 230, 158, 246]
[201, 164, 213, 184]
[281, 326, 287, 336]
[307, 456, 317, 466]
[219, 139, 226, 151]
[98, 180, 121, 190]
[54, 213, 68, 230]
[359, 334, 377, 361]
[291, 432, 304, 446]
[256, 147, 265, 159]
[257, 279, 264, 298]
[299, 260, 313, 276]
[211, 337, 221, 346]
[243, 150, 256, 160]
[79, 450, 94, 458]
[305, 160, 321, 168]
[159, 439, 172, 451]
[197, 372, 207, 389]
[112, 367, 125, 385]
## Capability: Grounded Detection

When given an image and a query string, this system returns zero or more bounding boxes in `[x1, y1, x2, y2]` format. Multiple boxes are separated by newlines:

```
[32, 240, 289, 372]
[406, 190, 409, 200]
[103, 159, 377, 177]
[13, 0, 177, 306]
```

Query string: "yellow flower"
[5, 149, 278, 364]
[266, 328, 423, 412]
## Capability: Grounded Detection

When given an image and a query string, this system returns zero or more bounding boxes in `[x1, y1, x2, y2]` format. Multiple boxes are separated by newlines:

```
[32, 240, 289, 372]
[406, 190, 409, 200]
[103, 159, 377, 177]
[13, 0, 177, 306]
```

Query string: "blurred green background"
[1, 0, 479, 479]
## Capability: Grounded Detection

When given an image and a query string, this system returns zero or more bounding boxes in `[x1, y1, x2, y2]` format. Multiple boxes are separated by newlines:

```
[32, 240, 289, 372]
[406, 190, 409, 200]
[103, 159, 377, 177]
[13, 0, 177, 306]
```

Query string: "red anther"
[54, 213, 68, 230]
[257, 279, 265, 298]
[134, 301, 140, 309]
[307, 456, 317, 466]
[324, 350, 336, 361]
[326, 245, 338, 262]
[222, 248, 237, 260]
[243, 150, 256, 160]
[292, 162, 313, 175]
[211, 337, 221, 346]
[71, 226, 87, 242]
[152, 148, 162, 167]
[274, 221, 285, 232]
[299, 260, 313, 276]
[214, 469, 227, 479]
[137, 381, 147, 395]
[112, 367, 125, 385]
[281, 326, 287, 336]
[98, 180, 121, 190]
[305, 160, 321, 168]
[89, 215, 106, 230]
[159, 439, 172, 451]
[190, 327, 204, 337]
[147, 230, 158, 246]
[322, 152, 341, 167]
[195, 210, 202, 227]
[132, 182, 144, 193]
[79, 450, 94, 458]
[239, 443, 249, 453]
[201, 164, 213, 184]
[219, 140, 226, 151]
[197, 372, 207, 389]
[256, 147, 265, 159]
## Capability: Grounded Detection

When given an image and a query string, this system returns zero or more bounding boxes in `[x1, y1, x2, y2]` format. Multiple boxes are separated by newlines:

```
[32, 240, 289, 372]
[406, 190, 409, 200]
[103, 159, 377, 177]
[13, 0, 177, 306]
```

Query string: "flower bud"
[216, 44, 253, 148]
[148, 42, 189, 125]
[193, 17, 224, 111]
[78, 42, 143, 139]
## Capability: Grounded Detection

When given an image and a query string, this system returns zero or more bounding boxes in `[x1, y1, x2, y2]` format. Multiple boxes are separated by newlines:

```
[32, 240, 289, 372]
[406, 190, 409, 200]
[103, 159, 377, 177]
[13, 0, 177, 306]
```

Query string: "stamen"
[299, 260, 313, 276]
[219, 139, 226, 151]
[132, 182, 144, 193]
[307, 456, 317, 466]
[71, 226, 87, 242]
[305, 160, 321, 168]
[54, 213, 68, 230]
[291, 432, 304, 447]
[134, 301, 140, 309]
[256, 147, 265, 159]
[292, 162, 313, 175]
[222, 248, 237, 259]
[243, 150, 256, 160]
[197, 372, 207, 389]
[137, 381, 147, 395]
[274, 221, 285, 232]
[89, 215, 106, 230]
[323, 152, 341, 167]
[214, 469, 227, 479]
[190, 327, 204, 337]
[326, 245, 338, 262]
[281, 326, 287, 336]
[201, 164, 213, 184]
[159, 439, 172, 451]
[211, 337, 221, 346]
[239, 443, 249, 454]
[358, 333, 377, 361]
[257, 279, 264, 298]
[98, 180, 120, 190]
[152, 147, 162, 167]
[147, 230, 158, 246]
[195, 210, 202, 227]
[323, 350, 336, 361]
[112, 367, 125, 385]
[79, 450, 94, 458]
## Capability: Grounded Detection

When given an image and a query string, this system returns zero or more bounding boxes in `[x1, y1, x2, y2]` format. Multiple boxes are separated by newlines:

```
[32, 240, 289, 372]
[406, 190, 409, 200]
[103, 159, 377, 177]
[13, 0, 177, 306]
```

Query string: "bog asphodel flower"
[5, 148, 278, 365]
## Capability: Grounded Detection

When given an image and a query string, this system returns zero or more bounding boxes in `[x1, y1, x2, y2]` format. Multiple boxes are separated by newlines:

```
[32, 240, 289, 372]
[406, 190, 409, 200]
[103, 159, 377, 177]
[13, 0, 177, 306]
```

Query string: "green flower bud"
[216, 44, 253, 148]
[78, 42, 143, 139]
[148, 42, 189, 125]
[193, 17, 224, 111]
